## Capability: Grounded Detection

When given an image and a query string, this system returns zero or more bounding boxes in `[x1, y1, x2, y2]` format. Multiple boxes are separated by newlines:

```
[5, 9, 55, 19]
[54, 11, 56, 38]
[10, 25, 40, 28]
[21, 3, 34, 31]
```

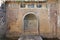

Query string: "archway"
[24, 13, 38, 35]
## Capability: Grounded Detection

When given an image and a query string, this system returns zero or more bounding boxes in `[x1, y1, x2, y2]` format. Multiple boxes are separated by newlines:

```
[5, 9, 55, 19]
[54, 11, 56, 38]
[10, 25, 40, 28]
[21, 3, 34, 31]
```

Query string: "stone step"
[18, 35, 43, 40]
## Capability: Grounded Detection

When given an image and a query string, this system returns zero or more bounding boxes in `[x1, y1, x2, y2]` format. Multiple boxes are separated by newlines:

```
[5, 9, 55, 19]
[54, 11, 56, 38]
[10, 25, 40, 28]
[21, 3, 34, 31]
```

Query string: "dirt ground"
[43, 38, 59, 40]
[0, 36, 60, 40]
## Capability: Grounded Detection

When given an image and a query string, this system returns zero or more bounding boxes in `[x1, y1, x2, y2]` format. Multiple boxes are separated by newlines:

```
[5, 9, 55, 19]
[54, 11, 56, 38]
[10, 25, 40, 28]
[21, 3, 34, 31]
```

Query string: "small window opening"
[36, 4, 42, 8]
[28, 4, 34, 8]
[20, 4, 26, 8]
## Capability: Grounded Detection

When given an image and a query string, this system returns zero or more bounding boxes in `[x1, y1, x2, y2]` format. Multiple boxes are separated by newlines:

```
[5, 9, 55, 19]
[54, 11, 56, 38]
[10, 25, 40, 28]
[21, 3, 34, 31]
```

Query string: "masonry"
[0, 0, 60, 40]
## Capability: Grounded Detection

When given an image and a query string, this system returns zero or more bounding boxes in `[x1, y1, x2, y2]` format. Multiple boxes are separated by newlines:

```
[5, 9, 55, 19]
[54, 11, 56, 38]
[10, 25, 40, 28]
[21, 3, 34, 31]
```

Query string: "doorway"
[24, 13, 38, 35]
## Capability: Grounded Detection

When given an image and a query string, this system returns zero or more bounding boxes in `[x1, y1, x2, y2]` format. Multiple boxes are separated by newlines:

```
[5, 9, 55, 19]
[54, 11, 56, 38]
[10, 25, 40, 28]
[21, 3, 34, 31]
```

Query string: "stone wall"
[0, 0, 58, 39]
[5, 1, 52, 38]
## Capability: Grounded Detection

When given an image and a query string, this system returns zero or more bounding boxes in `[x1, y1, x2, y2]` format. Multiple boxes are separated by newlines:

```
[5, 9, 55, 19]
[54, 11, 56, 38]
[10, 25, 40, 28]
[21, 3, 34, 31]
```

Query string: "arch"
[23, 12, 38, 35]
[23, 12, 38, 20]
[24, 14, 37, 20]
